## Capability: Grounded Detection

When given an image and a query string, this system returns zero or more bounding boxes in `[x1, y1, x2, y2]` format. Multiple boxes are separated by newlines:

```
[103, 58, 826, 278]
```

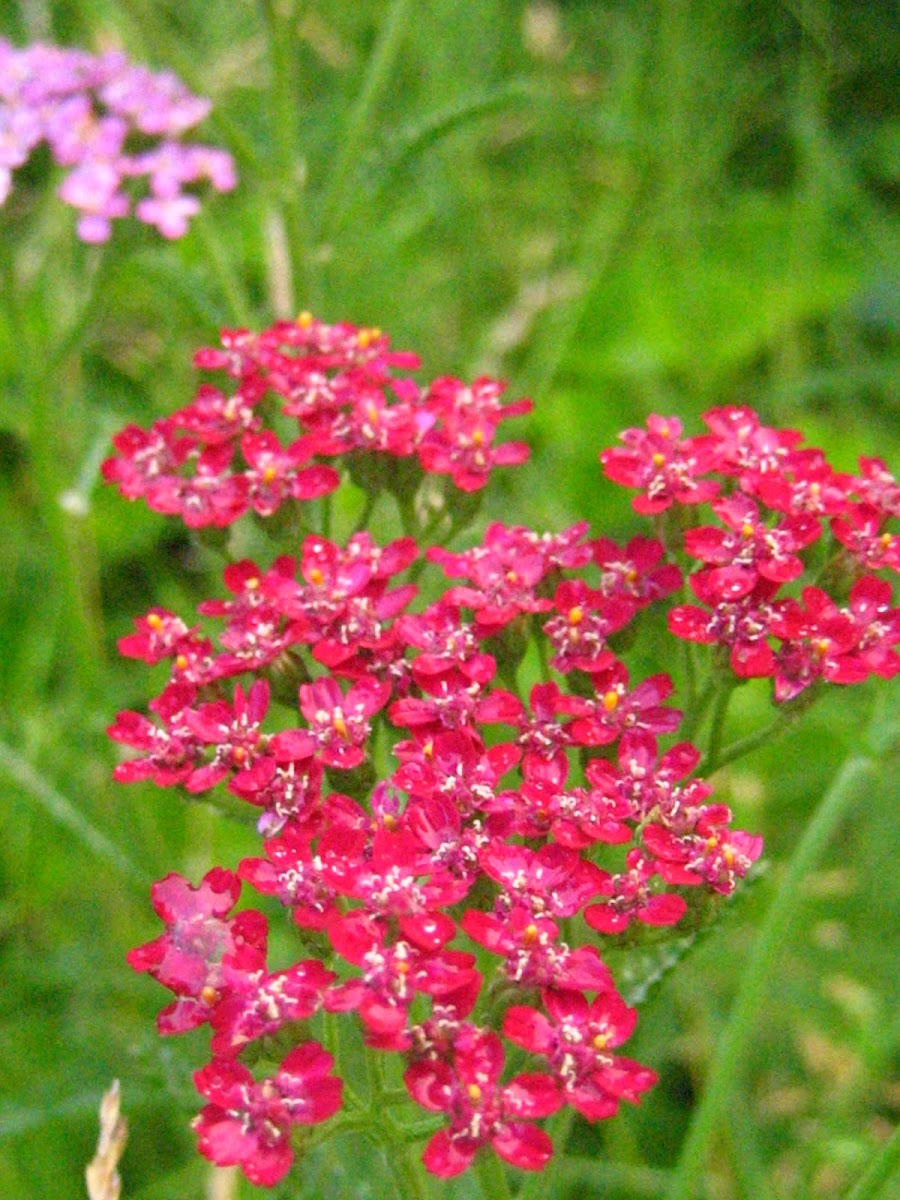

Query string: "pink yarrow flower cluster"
[102, 314, 532, 528]
[111, 320, 898, 1187]
[0, 38, 235, 240]
[603, 406, 900, 701]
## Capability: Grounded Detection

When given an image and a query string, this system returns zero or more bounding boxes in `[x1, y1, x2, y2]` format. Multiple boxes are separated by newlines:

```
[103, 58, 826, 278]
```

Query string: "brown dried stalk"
[85, 1080, 128, 1200]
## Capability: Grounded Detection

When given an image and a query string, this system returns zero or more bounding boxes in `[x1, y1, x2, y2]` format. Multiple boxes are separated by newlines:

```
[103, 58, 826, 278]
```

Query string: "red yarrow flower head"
[684, 493, 821, 587]
[404, 1026, 561, 1177]
[298, 674, 391, 768]
[583, 848, 687, 935]
[503, 988, 657, 1121]
[599, 414, 721, 514]
[126, 867, 268, 1034]
[193, 1043, 342, 1186]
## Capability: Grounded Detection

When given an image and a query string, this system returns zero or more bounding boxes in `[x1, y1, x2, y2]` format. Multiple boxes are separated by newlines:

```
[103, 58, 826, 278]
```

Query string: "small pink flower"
[702, 405, 803, 478]
[831, 503, 900, 573]
[600, 415, 720, 514]
[684, 493, 821, 586]
[584, 848, 687, 934]
[182, 680, 271, 793]
[462, 908, 613, 992]
[504, 988, 657, 1120]
[479, 841, 606, 919]
[298, 675, 391, 769]
[210, 959, 335, 1057]
[404, 1027, 560, 1176]
[193, 1043, 342, 1185]
[126, 868, 268, 1034]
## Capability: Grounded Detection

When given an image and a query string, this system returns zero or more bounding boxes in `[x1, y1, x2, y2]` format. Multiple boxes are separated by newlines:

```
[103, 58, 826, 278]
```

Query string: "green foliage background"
[0, 1, 897, 1198]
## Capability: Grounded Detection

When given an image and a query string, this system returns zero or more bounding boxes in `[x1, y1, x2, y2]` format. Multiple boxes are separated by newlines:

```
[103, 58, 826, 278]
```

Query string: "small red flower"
[298, 675, 390, 768]
[126, 868, 268, 1034]
[193, 1043, 342, 1185]
[583, 848, 687, 934]
[404, 1026, 560, 1176]
[684, 493, 820, 586]
[503, 988, 657, 1120]
[600, 415, 720, 514]
[210, 959, 336, 1057]
[831, 503, 900, 573]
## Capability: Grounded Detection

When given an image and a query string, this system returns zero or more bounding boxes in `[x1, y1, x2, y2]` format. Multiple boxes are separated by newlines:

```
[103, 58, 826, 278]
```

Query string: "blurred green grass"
[0, 1, 897, 1197]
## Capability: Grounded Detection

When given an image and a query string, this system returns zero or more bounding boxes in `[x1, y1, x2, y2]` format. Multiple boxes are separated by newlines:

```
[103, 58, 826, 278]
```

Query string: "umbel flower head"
[0, 38, 235, 240]
[110, 314, 899, 1187]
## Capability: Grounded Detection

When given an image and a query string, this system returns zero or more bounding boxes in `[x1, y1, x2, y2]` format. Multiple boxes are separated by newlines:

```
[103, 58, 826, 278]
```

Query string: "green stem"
[317, 0, 415, 240]
[703, 679, 737, 776]
[321, 492, 333, 540]
[845, 1120, 900, 1200]
[353, 486, 381, 535]
[698, 706, 801, 776]
[258, 0, 308, 312]
[535, 619, 551, 684]
[679, 672, 717, 743]
[6, 263, 106, 695]
[383, 1136, 431, 1200]
[681, 636, 698, 720]
[665, 754, 879, 1200]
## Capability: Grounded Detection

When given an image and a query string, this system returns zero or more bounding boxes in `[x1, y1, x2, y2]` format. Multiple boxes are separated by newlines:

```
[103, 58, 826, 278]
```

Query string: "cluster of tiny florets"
[0, 38, 235, 240]
[603, 407, 900, 700]
[102, 314, 532, 527]
[111, 317, 898, 1185]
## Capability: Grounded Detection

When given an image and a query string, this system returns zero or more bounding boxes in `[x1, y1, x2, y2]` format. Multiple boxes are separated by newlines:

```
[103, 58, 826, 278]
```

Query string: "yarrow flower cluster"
[102, 312, 532, 526]
[601, 408, 900, 700]
[0, 38, 235, 240]
[108, 315, 899, 1186]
